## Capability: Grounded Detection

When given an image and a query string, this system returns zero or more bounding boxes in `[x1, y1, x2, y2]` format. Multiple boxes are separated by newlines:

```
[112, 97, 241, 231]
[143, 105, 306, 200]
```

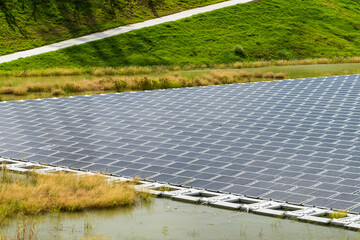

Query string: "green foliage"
[0, 0, 225, 55]
[233, 45, 246, 57]
[327, 210, 348, 219]
[1, 162, 11, 184]
[62, 83, 81, 93]
[1, 0, 360, 70]
[113, 80, 127, 92]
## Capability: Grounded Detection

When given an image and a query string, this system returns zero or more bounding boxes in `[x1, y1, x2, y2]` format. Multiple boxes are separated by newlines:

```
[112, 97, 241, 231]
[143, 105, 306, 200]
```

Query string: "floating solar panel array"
[3, 156, 360, 229]
[1, 75, 360, 213]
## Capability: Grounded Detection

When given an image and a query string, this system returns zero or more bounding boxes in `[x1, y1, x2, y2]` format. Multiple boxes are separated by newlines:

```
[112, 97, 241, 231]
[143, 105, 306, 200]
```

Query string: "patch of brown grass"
[51, 89, 64, 96]
[26, 83, 52, 93]
[253, 72, 263, 78]
[0, 171, 140, 223]
[89, 66, 152, 76]
[10, 68, 83, 77]
[12, 87, 28, 96]
[274, 72, 287, 79]
[263, 72, 275, 79]
[238, 71, 252, 78]
[0, 87, 14, 95]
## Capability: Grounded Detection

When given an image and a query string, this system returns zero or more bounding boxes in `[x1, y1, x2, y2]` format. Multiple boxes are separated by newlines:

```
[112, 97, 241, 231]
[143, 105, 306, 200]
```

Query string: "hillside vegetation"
[1, 0, 360, 70]
[0, 0, 225, 55]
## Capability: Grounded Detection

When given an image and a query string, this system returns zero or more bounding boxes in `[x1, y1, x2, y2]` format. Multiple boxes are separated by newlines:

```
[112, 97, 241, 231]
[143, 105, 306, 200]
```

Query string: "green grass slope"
[0, 0, 224, 56]
[1, 0, 360, 70]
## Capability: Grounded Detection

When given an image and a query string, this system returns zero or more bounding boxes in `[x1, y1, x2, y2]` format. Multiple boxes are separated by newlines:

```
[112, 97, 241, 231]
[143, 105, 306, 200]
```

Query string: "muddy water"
[0, 198, 358, 240]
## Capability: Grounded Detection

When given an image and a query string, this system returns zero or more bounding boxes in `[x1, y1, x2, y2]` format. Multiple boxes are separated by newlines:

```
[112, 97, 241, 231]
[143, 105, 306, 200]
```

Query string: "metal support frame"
[1, 156, 359, 231]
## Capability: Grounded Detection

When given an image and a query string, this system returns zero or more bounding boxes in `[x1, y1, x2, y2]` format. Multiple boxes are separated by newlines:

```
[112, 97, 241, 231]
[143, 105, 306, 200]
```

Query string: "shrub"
[233, 45, 246, 57]
[62, 83, 81, 93]
[114, 80, 128, 92]
[138, 77, 155, 91]
[158, 78, 172, 89]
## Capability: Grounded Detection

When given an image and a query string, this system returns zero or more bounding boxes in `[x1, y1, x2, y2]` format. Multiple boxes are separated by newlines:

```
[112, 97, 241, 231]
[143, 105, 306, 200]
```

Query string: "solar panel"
[1, 75, 360, 212]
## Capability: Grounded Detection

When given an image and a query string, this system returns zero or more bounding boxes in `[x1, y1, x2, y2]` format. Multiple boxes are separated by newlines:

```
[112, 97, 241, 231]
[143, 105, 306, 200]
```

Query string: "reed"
[0, 170, 142, 223]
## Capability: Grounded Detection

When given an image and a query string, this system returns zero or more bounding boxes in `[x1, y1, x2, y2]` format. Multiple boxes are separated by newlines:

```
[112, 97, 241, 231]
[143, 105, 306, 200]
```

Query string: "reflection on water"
[1, 198, 359, 240]
[241, 62, 360, 79]
[181, 63, 360, 79]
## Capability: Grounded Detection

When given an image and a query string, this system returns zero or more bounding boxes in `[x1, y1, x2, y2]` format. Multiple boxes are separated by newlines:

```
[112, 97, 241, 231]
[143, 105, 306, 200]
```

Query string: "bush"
[62, 83, 81, 93]
[114, 80, 128, 92]
[138, 77, 155, 91]
[158, 78, 172, 89]
[233, 45, 246, 57]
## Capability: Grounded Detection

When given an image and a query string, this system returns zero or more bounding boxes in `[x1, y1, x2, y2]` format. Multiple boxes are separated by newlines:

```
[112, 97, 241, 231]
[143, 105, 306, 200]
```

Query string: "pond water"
[1, 198, 359, 240]
[1, 63, 360, 88]
[181, 62, 360, 79]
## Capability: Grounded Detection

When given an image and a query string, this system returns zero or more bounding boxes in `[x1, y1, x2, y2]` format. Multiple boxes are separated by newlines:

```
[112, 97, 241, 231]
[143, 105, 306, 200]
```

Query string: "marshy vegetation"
[1, 56, 360, 77]
[2, 59, 360, 101]
[0, 70, 288, 100]
[1, 197, 360, 240]
[0, 164, 148, 225]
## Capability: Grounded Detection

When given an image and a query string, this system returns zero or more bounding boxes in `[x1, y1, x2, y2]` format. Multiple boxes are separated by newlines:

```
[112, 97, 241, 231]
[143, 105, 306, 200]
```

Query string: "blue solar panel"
[1, 75, 360, 212]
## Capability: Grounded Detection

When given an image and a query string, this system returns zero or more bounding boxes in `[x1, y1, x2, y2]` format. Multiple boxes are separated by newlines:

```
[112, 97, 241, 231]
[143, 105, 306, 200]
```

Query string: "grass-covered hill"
[0, 0, 224, 56]
[1, 0, 360, 70]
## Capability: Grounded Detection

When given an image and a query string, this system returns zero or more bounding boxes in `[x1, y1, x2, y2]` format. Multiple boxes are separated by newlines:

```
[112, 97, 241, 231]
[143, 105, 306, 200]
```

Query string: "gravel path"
[0, 0, 252, 64]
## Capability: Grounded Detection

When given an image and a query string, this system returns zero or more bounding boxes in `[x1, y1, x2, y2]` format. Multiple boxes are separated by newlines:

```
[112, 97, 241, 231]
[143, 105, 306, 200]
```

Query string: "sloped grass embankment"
[1, 0, 359, 70]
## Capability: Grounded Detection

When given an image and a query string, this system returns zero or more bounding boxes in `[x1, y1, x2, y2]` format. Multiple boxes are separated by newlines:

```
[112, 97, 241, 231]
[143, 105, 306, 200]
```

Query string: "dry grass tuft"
[12, 87, 28, 96]
[263, 72, 275, 78]
[51, 89, 64, 96]
[89, 66, 152, 76]
[274, 72, 287, 79]
[26, 83, 52, 93]
[238, 71, 251, 78]
[10, 68, 83, 77]
[253, 72, 263, 78]
[0, 87, 14, 95]
[0, 170, 141, 223]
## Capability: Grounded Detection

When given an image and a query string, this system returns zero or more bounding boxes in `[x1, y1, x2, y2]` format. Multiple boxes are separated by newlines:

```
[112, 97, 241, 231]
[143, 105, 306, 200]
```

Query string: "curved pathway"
[0, 0, 252, 64]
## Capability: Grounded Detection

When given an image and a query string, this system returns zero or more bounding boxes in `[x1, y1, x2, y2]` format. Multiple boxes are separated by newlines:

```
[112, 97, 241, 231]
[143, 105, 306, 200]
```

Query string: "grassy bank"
[0, 70, 289, 101]
[1, 60, 360, 101]
[1, 0, 359, 70]
[0, 0, 225, 56]
[1, 56, 360, 77]
[0, 166, 145, 224]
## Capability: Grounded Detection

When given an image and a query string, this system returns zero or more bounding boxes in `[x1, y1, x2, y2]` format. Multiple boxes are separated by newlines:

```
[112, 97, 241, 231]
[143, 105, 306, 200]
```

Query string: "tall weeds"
[0, 70, 289, 98]
[1, 56, 359, 77]
[0, 172, 141, 223]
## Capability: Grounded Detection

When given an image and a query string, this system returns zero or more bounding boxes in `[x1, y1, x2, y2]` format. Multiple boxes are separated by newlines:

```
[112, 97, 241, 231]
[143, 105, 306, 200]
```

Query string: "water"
[181, 62, 360, 79]
[1, 198, 359, 240]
